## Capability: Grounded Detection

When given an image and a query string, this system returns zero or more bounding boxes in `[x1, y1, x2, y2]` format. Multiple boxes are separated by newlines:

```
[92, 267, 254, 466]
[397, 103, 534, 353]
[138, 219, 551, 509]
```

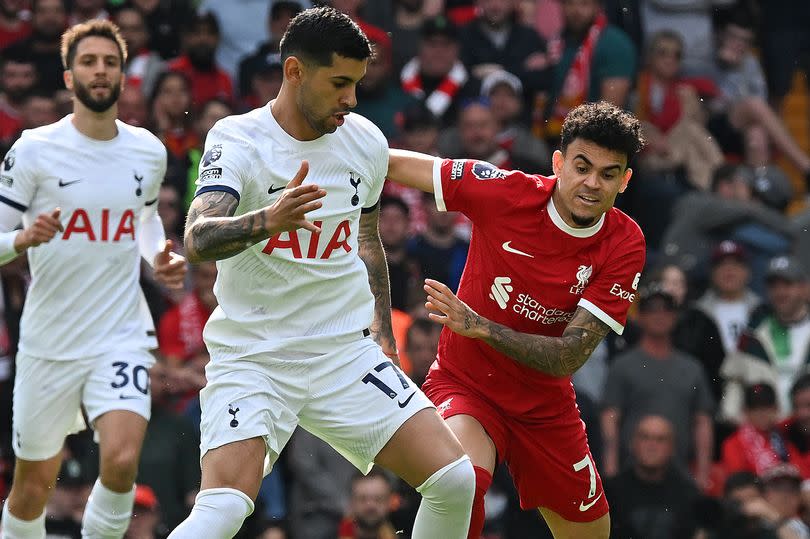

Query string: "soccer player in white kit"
[0, 21, 186, 539]
[168, 7, 474, 539]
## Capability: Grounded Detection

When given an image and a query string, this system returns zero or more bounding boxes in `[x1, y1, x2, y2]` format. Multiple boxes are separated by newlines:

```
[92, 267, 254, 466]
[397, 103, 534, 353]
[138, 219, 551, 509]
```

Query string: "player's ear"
[63, 69, 73, 91]
[284, 56, 303, 85]
[619, 167, 633, 193]
[552, 150, 563, 177]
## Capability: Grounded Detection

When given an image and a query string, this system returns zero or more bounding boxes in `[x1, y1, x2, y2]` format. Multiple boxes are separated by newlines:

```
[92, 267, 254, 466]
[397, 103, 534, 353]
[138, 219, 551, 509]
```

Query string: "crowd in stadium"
[4, 0, 810, 537]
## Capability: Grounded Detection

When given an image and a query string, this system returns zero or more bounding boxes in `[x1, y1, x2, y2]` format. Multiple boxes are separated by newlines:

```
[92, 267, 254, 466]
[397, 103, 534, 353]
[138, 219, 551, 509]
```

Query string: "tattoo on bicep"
[185, 191, 267, 261]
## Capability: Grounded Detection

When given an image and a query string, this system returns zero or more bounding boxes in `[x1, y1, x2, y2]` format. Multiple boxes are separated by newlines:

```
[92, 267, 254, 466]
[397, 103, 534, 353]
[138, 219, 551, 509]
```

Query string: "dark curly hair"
[560, 101, 645, 164]
[280, 6, 372, 66]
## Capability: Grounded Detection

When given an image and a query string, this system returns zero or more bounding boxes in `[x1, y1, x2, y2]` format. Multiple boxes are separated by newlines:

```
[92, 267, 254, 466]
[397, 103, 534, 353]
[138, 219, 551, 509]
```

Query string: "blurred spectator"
[3, 0, 67, 95]
[240, 51, 283, 112]
[633, 29, 723, 190]
[707, 15, 810, 183]
[158, 184, 183, 245]
[158, 261, 217, 369]
[136, 362, 201, 533]
[541, 0, 636, 139]
[781, 374, 810, 478]
[129, 0, 195, 60]
[601, 284, 714, 489]
[20, 90, 58, 128]
[459, 0, 550, 96]
[762, 464, 810, 539]
[407, 191, 469, 292]
[400, 15, 479, 126]
[337, 468, 398, 539]
[699, 241, 761, 355]
[760, 1, 810, 108]
[168, 12, 234, 110]
[326, 0, 390, 50]
[605, 414, 703, 539]
[149, 71, 198, 194]
[118, 85, 149, 128]
[745, 126, 794, 215]
[0, 0, 31, 50]
[287, 428, 356, 539]
[405, 317, 441, 388]
[199, 0, 311, 80]
[125, 484, 160, 539]
[45, 444, 96, 539]
[480, 69, 550, 174]
[379, 195, 419, 312]
[354, 35, 417, 140]
[712, 471, 798, 539]
[721, 256, 810, 421]
[0, 52, 36, 146]
[660, 164, 795, 292]
[237, 1, 302, 99]
[67, 0, 108, 26]
[183, 97, 233, 208]
[115, 7, 166, 98]
[639, 0, 735, 77]
[389, 0, 436, 74]
[722, 383, 803, 477]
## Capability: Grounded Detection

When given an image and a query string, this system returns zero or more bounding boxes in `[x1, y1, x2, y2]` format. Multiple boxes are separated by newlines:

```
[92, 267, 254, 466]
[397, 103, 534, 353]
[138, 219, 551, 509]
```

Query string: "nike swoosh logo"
[579, 492, 603, 512]
[119, 394, 141, 400]
[267, 185, 284, 194]
[398, 392, 416, 408]
[58, 179, 82, 187]
[502, 241, 534, 258]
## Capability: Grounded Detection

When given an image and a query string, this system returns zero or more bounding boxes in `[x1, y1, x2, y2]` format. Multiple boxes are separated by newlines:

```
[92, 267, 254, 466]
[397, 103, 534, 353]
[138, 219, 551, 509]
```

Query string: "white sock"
[81, 479, 135, 539]
[0, 504, 45, 539]
[412, 456, 475, 539]
[167, 488, 254, 539]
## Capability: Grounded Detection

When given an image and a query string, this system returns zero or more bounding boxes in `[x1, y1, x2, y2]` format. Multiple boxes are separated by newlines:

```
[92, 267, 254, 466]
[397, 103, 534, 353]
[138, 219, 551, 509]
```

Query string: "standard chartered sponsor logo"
[489, 277, 513, 309]
[489, 276, 574, 324]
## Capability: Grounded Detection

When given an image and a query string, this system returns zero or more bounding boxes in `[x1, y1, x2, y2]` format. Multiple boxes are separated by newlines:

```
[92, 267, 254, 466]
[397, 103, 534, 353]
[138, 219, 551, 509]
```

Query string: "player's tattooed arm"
[358, 204, 399, 363]
[424, 279, 611, 377]
[184, 191, 267, 262]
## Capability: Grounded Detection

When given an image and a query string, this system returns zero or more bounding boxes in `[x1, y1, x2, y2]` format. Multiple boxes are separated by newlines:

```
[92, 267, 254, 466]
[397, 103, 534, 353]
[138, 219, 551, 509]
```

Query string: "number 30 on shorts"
[110, 361, 150, 395]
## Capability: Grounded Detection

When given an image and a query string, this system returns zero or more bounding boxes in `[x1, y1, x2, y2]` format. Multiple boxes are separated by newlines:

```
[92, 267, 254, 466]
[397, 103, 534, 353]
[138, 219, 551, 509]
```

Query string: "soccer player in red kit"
[386, 101, 646, 539]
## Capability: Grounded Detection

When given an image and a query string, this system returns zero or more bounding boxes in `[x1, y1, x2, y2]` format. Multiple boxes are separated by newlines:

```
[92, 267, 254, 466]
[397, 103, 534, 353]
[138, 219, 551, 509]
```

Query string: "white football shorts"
[199, 335, 434, 474]
[12, 349, 155, 460]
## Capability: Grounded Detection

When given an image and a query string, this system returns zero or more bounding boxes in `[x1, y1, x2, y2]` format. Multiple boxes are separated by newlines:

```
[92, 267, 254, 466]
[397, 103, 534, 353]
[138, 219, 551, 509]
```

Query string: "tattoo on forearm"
[358, 208, 395, 353]
[479, 307, 610, 377]
[184, 191, 269, 262]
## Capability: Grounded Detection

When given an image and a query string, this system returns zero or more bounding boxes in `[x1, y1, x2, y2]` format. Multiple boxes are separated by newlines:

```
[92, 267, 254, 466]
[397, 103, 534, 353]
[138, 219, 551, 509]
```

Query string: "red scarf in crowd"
[401, 58, 468, 118]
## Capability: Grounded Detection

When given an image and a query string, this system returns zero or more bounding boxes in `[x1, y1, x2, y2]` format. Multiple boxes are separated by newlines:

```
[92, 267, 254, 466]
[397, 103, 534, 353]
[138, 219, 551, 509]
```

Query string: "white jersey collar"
[547, 194, 605, 238]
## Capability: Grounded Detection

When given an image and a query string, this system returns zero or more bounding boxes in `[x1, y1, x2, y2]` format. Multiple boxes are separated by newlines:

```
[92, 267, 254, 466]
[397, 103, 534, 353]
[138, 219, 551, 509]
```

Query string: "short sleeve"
[578, 225, 646, 335]
[362, 128, 388, 213]
[433, 158, 543, 221]
[0, 136, 40, 212]
[144, 144, 167, 205]
[194, 122, 253, 202]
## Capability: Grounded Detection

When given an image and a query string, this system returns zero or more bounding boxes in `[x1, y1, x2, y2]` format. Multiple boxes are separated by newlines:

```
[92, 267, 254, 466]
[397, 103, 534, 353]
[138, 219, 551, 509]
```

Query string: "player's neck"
[270, 94, 321, 141]
[71, 103, 119, 141]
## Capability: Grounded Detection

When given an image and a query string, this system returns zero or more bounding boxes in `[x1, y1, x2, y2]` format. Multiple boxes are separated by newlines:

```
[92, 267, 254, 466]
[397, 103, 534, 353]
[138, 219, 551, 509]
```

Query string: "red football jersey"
[429, 158, 646, 418]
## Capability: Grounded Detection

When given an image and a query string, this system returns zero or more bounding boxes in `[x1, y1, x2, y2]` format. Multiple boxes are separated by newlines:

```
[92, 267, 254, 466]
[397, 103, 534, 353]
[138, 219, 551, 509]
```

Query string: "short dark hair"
[351, 466, 393, 491]
[791, 373, 810, 401]
[60, 19, 128, 70]
[271, 1, 303, 21]
[181, 11, 220, 36]
[279, 6, 371, 66]
[743, 383, 777, 409]
[380, 195, 409, 217]
[559, 101, 645, 165]
[724, 471, 761, 495]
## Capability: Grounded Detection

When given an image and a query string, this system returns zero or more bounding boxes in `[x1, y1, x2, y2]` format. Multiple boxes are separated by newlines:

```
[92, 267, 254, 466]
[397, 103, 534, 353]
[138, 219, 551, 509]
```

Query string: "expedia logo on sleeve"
[200, 167, 223, 181]
[450, 160, 465, 180]
[471, 161, 506, 180]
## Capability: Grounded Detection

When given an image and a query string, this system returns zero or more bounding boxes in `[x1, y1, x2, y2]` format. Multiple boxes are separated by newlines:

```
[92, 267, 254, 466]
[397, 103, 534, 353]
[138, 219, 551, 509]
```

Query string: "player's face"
[552, 139, 631, 228]
[295, 53, 367, 136]
[65, 36, 124, 114]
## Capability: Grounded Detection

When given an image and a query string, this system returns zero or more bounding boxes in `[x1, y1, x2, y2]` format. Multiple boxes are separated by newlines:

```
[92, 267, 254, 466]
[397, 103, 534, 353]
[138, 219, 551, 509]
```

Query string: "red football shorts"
[423, 369, 609, 522]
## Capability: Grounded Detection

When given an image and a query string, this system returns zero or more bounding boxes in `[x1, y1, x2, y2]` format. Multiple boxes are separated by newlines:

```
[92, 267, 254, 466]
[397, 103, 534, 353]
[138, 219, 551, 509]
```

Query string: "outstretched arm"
[424, 279, 611, 377]
[387, 149, 437, 193]
[184, 161, 325, 263]
[358, 204, 398, 363]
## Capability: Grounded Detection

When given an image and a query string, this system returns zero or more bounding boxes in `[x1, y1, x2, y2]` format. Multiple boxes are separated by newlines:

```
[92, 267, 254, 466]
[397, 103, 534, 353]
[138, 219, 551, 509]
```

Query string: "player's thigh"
[539, 507, 610, 539]
[12, 353, 88, 461]
[200, 436, 267, 501]
[445, 414, 497, 475]
[508, 416, 608, 523]
[300, 344, 459, 487]
[199, 357, 303, 491]
[84, 349, 155, 427]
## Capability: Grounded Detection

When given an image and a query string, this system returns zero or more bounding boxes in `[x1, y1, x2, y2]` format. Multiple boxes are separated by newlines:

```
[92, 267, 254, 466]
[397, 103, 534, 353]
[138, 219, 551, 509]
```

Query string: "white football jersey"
[196, 102, 388, 359]
[0, 115, 166, 360]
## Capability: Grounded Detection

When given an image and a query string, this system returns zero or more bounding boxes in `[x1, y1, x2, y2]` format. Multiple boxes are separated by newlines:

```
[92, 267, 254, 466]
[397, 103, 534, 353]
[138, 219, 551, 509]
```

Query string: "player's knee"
[9, 475, 56, 510]
[170, 488, 255, 538]
[100, 448, 140, 488]
[417, 455, 476, 512]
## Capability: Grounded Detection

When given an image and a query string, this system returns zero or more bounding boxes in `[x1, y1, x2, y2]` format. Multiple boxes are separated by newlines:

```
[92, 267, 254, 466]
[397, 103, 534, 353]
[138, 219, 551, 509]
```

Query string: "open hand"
[266, 161, 327, 235]
[424, 278, 485, 339]
[154, 239, 187, 290]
